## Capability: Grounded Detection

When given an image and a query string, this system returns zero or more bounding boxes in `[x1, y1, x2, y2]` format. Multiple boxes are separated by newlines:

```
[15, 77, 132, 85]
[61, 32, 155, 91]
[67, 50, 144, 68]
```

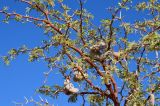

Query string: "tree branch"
[0, 10, 63, 34]
[79, 0, 86, 45]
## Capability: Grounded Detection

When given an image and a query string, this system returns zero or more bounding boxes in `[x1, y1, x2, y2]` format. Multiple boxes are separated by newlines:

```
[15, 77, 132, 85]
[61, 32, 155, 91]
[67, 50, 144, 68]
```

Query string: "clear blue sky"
[0, 0, 153, 106]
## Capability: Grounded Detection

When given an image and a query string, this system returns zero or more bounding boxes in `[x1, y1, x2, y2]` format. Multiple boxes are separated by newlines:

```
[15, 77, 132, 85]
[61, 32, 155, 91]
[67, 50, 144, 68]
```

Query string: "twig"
[79, 0, 86, 45]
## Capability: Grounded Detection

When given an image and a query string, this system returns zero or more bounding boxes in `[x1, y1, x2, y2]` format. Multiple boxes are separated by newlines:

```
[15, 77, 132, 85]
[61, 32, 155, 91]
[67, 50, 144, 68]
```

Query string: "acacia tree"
[0, 0, 160, 106]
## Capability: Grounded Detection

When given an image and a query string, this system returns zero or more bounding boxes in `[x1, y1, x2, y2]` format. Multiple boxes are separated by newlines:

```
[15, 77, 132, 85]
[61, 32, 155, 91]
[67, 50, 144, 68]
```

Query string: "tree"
[0, 0, 159, 105]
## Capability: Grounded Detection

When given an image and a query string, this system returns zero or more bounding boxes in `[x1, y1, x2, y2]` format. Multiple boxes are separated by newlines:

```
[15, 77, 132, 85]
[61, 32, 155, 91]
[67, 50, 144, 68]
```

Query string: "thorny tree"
[0, 0, 160, 106]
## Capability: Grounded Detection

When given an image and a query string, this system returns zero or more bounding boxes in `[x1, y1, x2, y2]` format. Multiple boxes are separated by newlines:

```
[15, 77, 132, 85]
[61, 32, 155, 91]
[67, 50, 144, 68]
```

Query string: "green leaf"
[3, 56, 10, 65]
[15, 15, 22, 21]
[47, 0, 55, 7]
[3, 6, 9, 11]
[68, 94, 78, 103]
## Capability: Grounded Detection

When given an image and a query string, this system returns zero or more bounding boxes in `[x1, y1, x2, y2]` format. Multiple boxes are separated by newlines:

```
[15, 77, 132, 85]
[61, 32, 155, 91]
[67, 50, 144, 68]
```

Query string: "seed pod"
[149, 93, 155, 106]
[90, 41, 106, 53]
[64, 78, 70, 86]
[64, 79, 79, 95]
[113, 52, 120, 60]
[98, 41, 106, 47]
[73, 71, 88, 82]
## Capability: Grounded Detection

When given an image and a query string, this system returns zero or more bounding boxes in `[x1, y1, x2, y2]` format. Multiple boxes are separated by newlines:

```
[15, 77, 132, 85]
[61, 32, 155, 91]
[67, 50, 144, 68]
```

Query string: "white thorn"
[45, 98, 49, 104]
[155, 50, 158, 59]
[24, 96, 28, 104]
[120, 11, 121, 19]
[39, 95, 43, 102]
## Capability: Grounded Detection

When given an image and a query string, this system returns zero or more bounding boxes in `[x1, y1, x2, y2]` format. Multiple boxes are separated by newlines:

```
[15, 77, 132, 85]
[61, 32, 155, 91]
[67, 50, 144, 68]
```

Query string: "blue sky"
[0, 0, 156, 106]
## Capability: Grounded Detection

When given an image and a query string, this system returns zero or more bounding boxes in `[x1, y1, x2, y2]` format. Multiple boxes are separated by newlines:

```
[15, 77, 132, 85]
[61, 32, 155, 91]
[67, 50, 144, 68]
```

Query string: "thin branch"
[107, 0, 129, 51]
[119, 82, 126, 103]
[79, 92, 99, 95]
[140, 69, 160, 81]
[148, 26, 160, 35]
[20, 0, 50, 20]
[0, 10, 63, 34]
[137, 48, 145, 73]
[79, 0, 86, 45]
[82, 95, 85, 106]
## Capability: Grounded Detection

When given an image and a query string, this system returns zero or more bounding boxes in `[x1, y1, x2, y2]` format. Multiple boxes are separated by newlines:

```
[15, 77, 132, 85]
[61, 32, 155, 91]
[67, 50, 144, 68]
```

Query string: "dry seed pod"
[90, 41, 106, 52]
[73, 71, 88, 82]
[64, 79, 79, 95]
[90, 41, 107, 60]
[98, 41, 106, 47]
[149, 93, 155, 106]
[113, 52, 120, 60]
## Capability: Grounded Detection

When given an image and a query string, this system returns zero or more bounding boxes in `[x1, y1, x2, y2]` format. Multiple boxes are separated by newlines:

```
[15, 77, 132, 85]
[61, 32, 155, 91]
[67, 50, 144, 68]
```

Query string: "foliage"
[0, 0, 160, 106]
